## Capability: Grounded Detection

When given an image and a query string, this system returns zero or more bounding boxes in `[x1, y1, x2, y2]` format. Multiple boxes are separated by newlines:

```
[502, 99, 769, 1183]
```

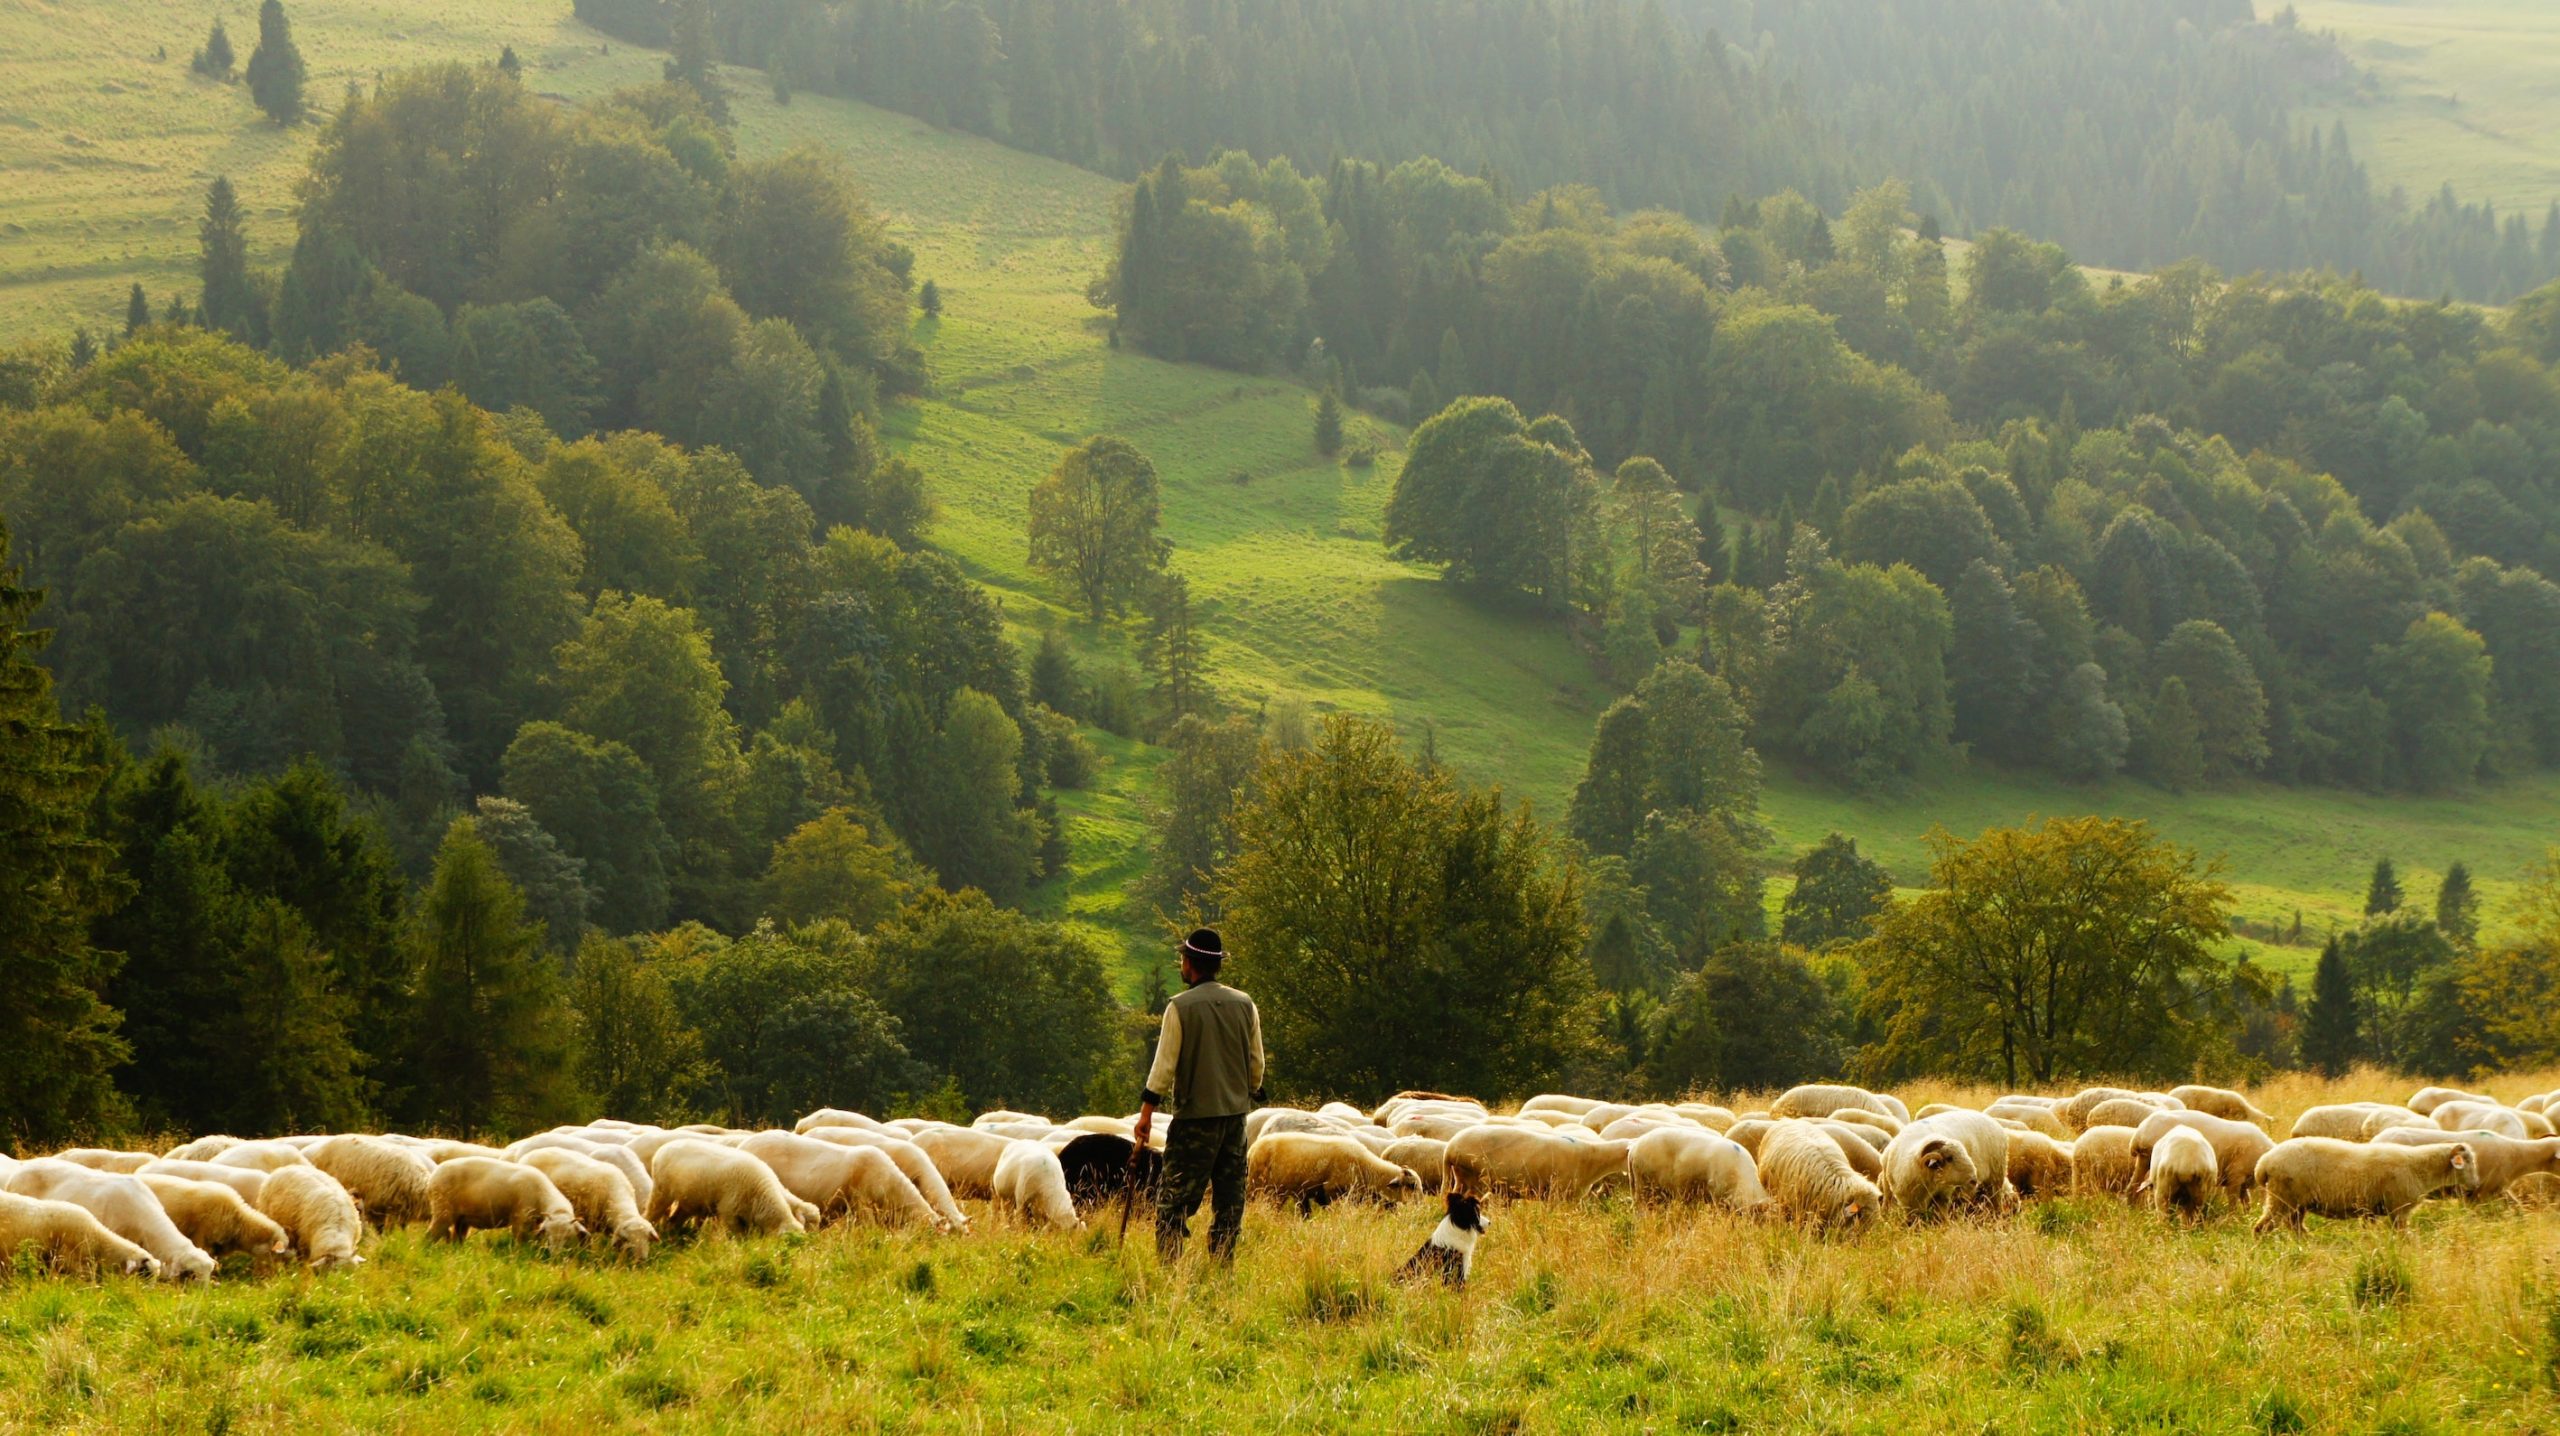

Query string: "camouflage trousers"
[1154, 1114, 1247, 1262]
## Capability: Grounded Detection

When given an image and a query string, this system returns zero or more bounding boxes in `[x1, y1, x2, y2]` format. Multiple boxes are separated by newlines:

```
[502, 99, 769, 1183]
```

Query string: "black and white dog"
[1396, 1190, 1489, 1288]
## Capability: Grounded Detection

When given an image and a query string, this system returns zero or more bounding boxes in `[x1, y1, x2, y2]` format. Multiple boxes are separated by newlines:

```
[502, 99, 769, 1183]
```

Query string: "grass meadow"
[4, 1, 2558, 994]
[5, 1068, 2558, 1433]
[2294, 0, 2560, 217]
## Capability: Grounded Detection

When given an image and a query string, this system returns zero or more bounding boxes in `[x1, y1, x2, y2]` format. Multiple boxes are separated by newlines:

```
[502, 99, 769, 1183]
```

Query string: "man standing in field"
[1132, 928, 1265, 1263]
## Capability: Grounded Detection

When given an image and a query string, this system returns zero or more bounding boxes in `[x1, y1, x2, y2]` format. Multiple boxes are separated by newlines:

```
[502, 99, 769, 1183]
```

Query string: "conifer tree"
[0, 519, 131, 1148]
[68, 326, 97, 369]
[198, 176, 258, 341]
[2364, 856, 2401, 916]
[406, 816, 579, 1132]
[2142, 676, 2205, 793]
[193, 19, 235, 78]
[1314, 386, 1344, 456]
[1693, 485, 1728, 583]
[919, 279, 942, 318]
[2434, 861, 2479, 946]
[1406, 367, 1440, 424]
[497, 45, 522, 80]
[2301, 936, 2360, 1076]
[245, 0, 307, 124]
[124, 282, 150, 335]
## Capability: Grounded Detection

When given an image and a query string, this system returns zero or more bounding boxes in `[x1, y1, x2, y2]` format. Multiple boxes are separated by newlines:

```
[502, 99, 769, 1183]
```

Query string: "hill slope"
[2, 1, 2553, 992]
[2295, 0, 2560, 216]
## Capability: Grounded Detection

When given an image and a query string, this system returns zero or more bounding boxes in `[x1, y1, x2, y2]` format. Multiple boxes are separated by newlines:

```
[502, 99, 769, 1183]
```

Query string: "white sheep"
[2058, 1087, 2144, 1132]
[136, 1158, 268, 1205]
[4, 1159, 217, 1281]
[1627, 1127, 1770, 1211]
[1379, 1137, 1448, 1193]
[2252, 1137, 2479, 1232]
[135, 1174, 293, 1269]
[1880, 1111, 2009, 1215]
[2368, 1128, 2560, 1199]
[428, 1157, 584, 1254]
[505, 1133, 654, 1211]
[1811, 1120, 1887, 1179]
[159, 1135, 245, 1163]
[2071, 1126, 2143, 1197]
[48, 1148, 156, 1174]
[1247, 1133, 1424, 1211]
[1442, 1126, 1631, 1200]
[2167, 1084, 2274, 1127]
[2141, 1126, 2219, 1221]
[972, 1110, 1049, 1130]
[207, 1140, 311, 1174]
[909, 1126, 1015, 1199]
[1756, 1119, 1880, 1230]
[794, 1107, 894, 1136]
[1770, 1084, 1900, 1123]
[736, 1131, 945, 1230]
[2003, 1129, 2076, 1200]
[305, 1135, 436, 1226]
[516, 1148, 657, 1259]
[2429, 1101, 2529, 1140]
[798, 1127, 969, 1231]
[2081, 1096, 2173, 1132]
[1673, 1103, 1739, 1132]
[2286, 1103, 2405, 1140]
[421, 1139, 515, 1165]
[2130, 1111, 2274, 1199]
[2405, 1086, 2491, 1118]
[989, 1139, 1084, 1231]
[1518, 1093, 1604, 1118]
[0, 1192, 159, 1278]
[647, 1138, 811, 1237]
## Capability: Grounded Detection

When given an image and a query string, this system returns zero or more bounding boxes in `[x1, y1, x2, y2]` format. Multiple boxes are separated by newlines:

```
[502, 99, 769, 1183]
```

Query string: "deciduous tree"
[1027, 435, 1167, 619]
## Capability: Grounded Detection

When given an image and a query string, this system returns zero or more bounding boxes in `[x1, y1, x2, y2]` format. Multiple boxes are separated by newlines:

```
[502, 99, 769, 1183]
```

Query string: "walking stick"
[1117, 1141, 1143, 1246]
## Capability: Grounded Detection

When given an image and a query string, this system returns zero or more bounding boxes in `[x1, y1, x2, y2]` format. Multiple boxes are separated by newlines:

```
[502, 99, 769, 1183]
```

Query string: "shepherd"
[1131, 928, 1266, 1263]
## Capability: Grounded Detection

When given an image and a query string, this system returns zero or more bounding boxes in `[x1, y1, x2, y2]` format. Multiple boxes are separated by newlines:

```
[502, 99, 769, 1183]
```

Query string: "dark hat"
[1181, 928, 1225, 967]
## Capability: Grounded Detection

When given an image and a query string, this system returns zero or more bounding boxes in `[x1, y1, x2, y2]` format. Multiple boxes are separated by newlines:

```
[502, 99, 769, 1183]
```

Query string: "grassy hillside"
[4, 1068, 2557, 1432]
[3, 2, 2554, 997]
[2294, 0, 2560, 216]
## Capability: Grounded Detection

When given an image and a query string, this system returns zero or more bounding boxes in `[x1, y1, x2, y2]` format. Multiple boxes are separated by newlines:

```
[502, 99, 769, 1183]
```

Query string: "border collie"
[1396, 1190, 1489, 1288]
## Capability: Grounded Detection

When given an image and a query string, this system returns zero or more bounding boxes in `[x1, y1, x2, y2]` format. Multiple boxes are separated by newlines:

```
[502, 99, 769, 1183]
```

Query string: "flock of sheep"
[3, 1078, 2555, 1283]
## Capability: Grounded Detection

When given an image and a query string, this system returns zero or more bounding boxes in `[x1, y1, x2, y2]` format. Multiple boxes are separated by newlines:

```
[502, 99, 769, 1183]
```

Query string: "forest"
[573, 0, 2560, 302]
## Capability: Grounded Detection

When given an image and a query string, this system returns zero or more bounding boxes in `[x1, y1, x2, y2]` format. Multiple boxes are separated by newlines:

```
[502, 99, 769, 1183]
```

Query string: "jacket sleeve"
[1247, 1001, 1267, 1103]
[1141, 1001, 1182, 1107]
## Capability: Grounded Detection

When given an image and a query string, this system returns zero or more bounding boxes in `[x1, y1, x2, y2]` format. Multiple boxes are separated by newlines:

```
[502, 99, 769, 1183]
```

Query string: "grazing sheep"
[4, 1161, 217, 1281]
[1248, 1133, 1424, 1213]
[1317, 1102, 1372, 1126]
[1390, 1113, 1484, 1143]
[208, 1141, 311, 1174]
[2252, 1137, 2479, 1232]
[1518, 1094, 1605, 1118]
[2071, 1126, 2143, 1197]
[2521, 1093, 2549, 1116]
[1575, 1102, 1647, 1132]
[1597, 1113, 1695, 1142]
[305, 1135, 435, 1226]
[1051, 1133, 1162, 1217]
[2130, 1111, 2275, 1199]
[647, 1140, 809, 1238]
[1812, 1121, 1887, 1180]
[1442, 1126, 1632, 1200]
[1724, 1119, 1778, 1158]
[2368, 1129, 2560, 1199]
[800, 1127, 970, 1230]
[2142, 1127, 2220, 1221]
[1627, 1127, 1771, 1211]
[2167, 1084, 2274, 1127]
[136, 1158, 267, 1205]
[794, 1107, 893, 1136]
[257, 1167, 366, 1264]
[2004, 1130, 2076, 1200]
[517, 1149, 656, 1259]
[2287, 1103, 2403, 1140]
[978, 1120, 1064, 1143]
[160, 1136, 245, 1163]
[1880, 1112, 2010, 1215]
[1771, 1084, 1899, 1122]
[2522, 1110, 2557, 1139]
[135, 1174, 293, 1269]
[1380, 1137, 1448, 1193]
[2359, 1107, 2433, 1141]
[1830, 1108, 1904, 1137]
[1986, 1099, 2071, 1141]
[909, 1127, 1015, 1200]
[1064, 1114, 1136, 1138]
[427, 1158, 584, 1253]
[49, 1149, 155, 1174]
[0, 1192, 159, 1278]
[2430, 1101, 2529, 1140]
[1250, 1109, 1352, 1144]
[2059, 1088, 2144, 1132]
[990, 1139, 1084, 1231]
[1673, 1103, 1739, 1132]
[736, 1132, 944, 1230]
[420, 1139, 514, 1165]
[2406, 1086, 2492, 1118]
[2506, 1172, 2560, 1208]
[973, 1110, 1049, 1130]
[1757, 1120, 1880, 1230]
[2082, 1097, 2171, 1131]
[505, 1134, 655, 1212]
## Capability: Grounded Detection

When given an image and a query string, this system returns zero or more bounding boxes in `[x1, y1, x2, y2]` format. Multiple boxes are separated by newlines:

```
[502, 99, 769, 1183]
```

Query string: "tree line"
[577, 0, 2558, 304]
[1098, 156, 2560, 796]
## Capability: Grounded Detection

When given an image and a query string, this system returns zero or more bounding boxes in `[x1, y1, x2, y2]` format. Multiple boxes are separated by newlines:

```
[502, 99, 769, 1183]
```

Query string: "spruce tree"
[406, 816, 579, 1133]
[193, 19, 235, 78]
[2364, 856, 2401, 916]
[1693, 485, 1728, 583]
[919, 279, 942, 318]
[198, 176, 257, 341]
[1436, 326, 1471, 399]
[664, 0, 725, 118]
[1314, 386, 1344, 456]
[245, 0, 307, 124]
[1407, 367, 1441, 424]
[497, 45, 522, 80]
[124, 282, 150, 335]
[2301, 936, 2360, 1076]
[2434, 861, 2479, 946]
[68, 326, 97, 369]
[0, 519, 131, 1148]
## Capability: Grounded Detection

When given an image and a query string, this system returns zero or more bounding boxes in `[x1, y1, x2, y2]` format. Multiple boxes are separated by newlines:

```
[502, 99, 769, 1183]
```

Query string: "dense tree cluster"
[576, 0, 2556, 305]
